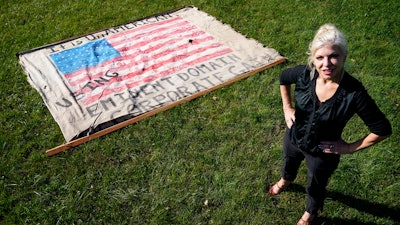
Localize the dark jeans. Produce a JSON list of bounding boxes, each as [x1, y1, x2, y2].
[[281, 129, 340, 215]]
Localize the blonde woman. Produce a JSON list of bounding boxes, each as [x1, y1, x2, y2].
[[269, 24, 392, 225]]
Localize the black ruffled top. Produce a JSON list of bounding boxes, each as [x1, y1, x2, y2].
[[280, 65, 392, 153]]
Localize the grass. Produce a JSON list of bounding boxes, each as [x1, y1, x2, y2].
[[1, 0, 399, 224]]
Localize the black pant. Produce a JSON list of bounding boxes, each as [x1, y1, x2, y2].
[[281, 129, 340, 215]]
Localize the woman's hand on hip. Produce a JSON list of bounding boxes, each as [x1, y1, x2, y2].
[[284, 107, 295, 129], [319, 139, 352, 154]]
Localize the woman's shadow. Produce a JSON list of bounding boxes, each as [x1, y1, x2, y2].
[[288, 183, 400, 225]]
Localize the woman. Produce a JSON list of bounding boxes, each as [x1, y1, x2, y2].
[[269, 24, 392, 225]]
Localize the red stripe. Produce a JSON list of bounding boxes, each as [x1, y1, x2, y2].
[[74, 41, 228, 96], [64, 21, 198, 80], [109, 21, 194, 47], [112, 25, 202, 54], [106, 16, 183, 42], [68, 33, 213, 86], [81, 48, 233, 105]]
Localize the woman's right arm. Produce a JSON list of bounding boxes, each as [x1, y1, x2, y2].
[[279, 65, 305, 129], [280, 84, 295, 129]]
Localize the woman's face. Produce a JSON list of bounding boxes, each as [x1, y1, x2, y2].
[[313, 44, 346, 81]]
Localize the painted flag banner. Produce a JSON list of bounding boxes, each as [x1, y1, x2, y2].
[[18, 6, 285, 154]]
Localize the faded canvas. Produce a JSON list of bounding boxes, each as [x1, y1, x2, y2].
[[18, 6, 285, 142]]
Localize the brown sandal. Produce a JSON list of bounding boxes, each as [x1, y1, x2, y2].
[[297, 218, 310, 225], [297, 214, 316, 225], [268, 182, 284, 195]]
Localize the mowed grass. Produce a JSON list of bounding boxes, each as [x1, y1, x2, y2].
[[1, 0, 399, 224]]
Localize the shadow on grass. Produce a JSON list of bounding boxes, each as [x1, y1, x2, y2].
[[326, 190, 400, 224], [283, 184, 400, 225], [282, 216, 379, 225]]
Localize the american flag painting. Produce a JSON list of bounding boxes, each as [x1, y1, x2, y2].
[[50, 16, 233, 105], [18, 6, 285, 154]]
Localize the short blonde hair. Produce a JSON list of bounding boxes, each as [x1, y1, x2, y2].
[[307, 24, 348, 68]]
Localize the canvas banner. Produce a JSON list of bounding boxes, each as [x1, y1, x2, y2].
[[18, 6, 285, 143]]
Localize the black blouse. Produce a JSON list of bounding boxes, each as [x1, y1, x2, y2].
[[280, 65, 392, 153]]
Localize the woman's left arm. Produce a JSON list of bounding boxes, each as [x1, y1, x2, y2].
[[321, 133, 390, 154], [321, 78, 392, 155]]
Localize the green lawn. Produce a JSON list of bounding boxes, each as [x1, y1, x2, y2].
[[1, 0, 399, 224]]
